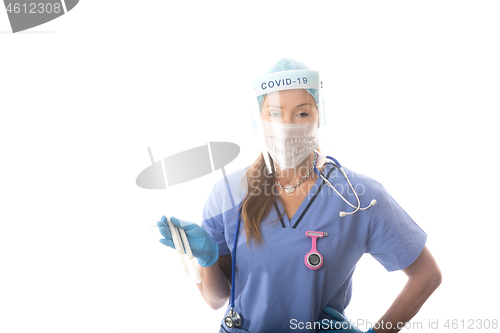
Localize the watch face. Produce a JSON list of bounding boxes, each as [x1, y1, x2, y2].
[[308, 253, 321, 266]]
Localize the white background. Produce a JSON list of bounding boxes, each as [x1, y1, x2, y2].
[[1, 1, 499, 332]]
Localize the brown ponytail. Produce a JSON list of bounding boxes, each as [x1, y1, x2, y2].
[[240, 153, 282, 246]]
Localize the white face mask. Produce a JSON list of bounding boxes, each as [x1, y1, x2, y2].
[[261, 120, 318, 169]]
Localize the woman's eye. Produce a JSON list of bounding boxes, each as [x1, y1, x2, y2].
[[297, 112, 309, 117], [269, 111, 281, 118]]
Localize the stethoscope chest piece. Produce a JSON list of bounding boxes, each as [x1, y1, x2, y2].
[[305, 231, 327, 270], [225, 308, 242, 329]]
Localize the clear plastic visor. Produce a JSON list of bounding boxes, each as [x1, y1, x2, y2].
[[254, 70, 321, 173]]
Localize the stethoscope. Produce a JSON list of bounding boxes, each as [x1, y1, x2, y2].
[[223, 152, 377, 329], [313, 151, 377, 217]]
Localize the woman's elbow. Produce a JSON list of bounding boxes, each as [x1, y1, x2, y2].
[[431, 265, 443, 290], [420, 262, 442, 293], [207, 295, 230, 310]]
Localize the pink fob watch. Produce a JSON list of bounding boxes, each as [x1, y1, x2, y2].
[[305, 231, 328, 270]]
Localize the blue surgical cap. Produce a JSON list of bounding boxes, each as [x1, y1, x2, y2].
[[268, 57, 311, 72], [257, 58, 324, 125]]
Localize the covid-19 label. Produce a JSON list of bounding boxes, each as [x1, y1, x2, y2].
[[3, 0, 79, 33], [253, 70, 320, 96]]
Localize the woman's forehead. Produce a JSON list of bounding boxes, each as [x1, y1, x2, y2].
[[264, 89, 315, 107]]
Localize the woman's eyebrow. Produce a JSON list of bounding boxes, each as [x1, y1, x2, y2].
[[295, 103, 313, 108], [266, 104, 282, 109]]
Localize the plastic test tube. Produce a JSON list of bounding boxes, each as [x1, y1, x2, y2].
[[167, 217, 189, 276], [178, 228, 202, 284]]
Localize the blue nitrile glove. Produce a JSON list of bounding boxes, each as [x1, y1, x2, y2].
[[157, 216, 219, 267], [319, 307, 375, 333]]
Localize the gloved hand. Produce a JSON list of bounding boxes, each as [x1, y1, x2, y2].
[[157, 216, 219, 267], [320, 307, 375, 333]]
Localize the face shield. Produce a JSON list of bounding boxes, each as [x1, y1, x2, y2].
[[253, 69, 322, 173]]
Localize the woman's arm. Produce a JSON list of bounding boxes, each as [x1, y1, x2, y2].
[[196, 254, 232, 310], [372, 245, 442, 333]]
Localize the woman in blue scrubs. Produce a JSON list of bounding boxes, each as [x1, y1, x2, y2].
[[157, 58, 442, 333]]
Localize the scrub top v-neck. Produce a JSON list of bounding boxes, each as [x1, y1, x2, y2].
[[273, 166, 335, 229], [202, 164, 427, 333]]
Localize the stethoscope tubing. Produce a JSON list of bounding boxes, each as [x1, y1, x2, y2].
[[314, 155, 360, 210], [229, 209, 241, 310]]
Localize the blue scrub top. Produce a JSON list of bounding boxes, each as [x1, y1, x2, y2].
[[202, 163, 427, 333]]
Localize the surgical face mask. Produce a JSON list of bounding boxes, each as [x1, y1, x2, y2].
[[261, 120, 318, 169]]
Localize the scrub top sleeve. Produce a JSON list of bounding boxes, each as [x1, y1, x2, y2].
[[366, 183, 427, 271], [201, 183, 231, 256]]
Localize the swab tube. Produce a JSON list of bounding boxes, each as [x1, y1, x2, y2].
[[167, 217, 189, 276], [178, 228, 202, 284]]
